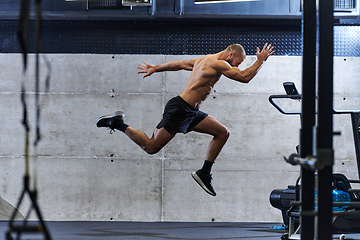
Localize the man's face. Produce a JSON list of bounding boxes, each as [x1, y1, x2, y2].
[[227, 53, 245, 67]]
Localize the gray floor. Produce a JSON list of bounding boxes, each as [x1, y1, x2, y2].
[[1, 221, 287, 240], [2, 221, 360, 240]]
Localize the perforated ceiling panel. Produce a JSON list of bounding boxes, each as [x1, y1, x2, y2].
[[0, 19, 359, 56]]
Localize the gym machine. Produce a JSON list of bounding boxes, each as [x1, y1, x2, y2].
[[269, 82, 360, 240], [268, 0, 360, 238]]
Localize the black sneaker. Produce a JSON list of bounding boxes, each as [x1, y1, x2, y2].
[[191, 169, 216, 196], [96, 111, 125, 132]]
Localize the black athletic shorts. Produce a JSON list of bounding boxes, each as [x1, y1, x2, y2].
[[156, 96, 208, 134]]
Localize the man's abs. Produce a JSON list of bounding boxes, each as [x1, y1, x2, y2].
[[180, 85, 212, 109], [180, 77, 220, 109]]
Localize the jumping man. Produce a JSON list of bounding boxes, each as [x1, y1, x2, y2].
[[97, 43, 274, 196]]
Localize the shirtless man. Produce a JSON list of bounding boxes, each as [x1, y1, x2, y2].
[[97, 43, 274, 196]]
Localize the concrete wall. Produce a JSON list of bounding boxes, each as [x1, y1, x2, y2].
[[0, 54, 359, 222]]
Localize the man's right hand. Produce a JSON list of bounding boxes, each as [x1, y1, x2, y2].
[[256, 43, 275, 62], [138, 60, 155, 78]]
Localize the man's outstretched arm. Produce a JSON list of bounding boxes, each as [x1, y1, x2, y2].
[[216, 43, 274, 83], [138, 59, 198, 78]]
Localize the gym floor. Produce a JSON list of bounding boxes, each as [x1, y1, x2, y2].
[[1, 221, 285, 239], [2, 221, 360, 240]]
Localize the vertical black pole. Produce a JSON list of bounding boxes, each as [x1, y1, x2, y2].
[[317, 0, 334, 239], [300, 0, 317, 238]]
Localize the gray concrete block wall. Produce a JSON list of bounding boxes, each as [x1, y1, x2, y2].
[[0, 54, 359, 222]]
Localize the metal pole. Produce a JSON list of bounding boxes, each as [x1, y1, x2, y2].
[[300, 0, 317, 238], [316, 0, 334, 238]]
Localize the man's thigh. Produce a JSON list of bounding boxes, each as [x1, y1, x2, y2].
[[150, 127, 176, 150], [190, 115, 228, 136]]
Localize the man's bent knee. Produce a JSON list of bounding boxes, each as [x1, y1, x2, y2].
[[145, 148, 161, 155], [143, 144, 162, 155], [224, 128, 230, 140], [219, 127, 230, 143]]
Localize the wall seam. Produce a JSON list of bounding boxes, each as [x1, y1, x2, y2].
[[160, 55, 166, 221]]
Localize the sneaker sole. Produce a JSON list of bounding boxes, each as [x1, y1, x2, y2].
[[96, 111, 124, 126], [191, 172, 216, 196]]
